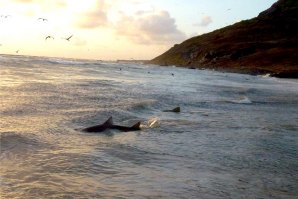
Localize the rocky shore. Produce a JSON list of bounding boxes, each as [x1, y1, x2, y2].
[[149, 0, 298, 78]]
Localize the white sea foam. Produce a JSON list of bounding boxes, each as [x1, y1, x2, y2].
[[47, 58, 86, 65], [230, 96, 252, 104], [141, 117, 160, 129], [262, 73, 271, 78]]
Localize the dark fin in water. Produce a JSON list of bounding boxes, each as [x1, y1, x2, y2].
[[82, 116, 113, 133], [103, 116, 113, 126], [82, 117, 141, 133], [163, 106, 180, 113], [109, 121, 141, 132], [131, 121, 141, 130], [171, 107, 180, 112]]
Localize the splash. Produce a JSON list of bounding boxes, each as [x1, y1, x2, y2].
[[141, 117, 161, 129]]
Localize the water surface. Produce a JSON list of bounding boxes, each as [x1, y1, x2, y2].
[[1, 54, 297, 198]]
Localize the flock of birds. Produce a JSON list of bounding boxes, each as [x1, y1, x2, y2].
[[0, 15, 73, 53], [38, 17, 73, 41], [45, 34, 73, 41], [1, 15, 177, 76]]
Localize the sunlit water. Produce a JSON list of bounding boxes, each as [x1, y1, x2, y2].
[[1, 54, 297, 199]]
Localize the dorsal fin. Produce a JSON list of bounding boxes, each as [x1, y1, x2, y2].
[[131, 121, 141, 130], [103, 116, 113, 126], [163, 106, 181, 113], [171, 107, 180, 112]]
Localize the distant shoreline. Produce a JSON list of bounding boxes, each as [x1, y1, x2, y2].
[[117, 60, 149, 64], [146, 62, 298, 79], [2, 53, 296, 78]]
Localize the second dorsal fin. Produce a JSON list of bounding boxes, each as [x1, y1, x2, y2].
[[131, 121, 141, 130]]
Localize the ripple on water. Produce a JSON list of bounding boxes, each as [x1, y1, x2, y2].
[[0, 132, 43, 161], [1, 55, 298, 198]]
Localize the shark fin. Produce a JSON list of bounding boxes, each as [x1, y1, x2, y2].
[[171, 107, 180, 112], [131, 121, 141, 130], [163, 106, 180, 113], [103, 116, 113, 126]]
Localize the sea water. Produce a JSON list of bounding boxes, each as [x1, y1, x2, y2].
[[1, 54, 297, 198]]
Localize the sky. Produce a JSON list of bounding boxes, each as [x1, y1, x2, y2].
[[0, 0, 277, 60]]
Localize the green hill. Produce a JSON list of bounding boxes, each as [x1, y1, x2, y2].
[[149, 0, 298, 77]]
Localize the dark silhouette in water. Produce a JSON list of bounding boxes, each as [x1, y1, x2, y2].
[[82, 117, 141, 133], [163, 107, 180, 113]]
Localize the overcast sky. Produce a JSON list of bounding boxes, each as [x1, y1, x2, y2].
[[0, 0, 277, 60]]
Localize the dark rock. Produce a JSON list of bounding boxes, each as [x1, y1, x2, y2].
[[271, 71, 298, 78]]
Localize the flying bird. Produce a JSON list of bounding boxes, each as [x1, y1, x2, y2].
[[63, 35, 73, 41], [1, 15, 11, 18], [38, 17, 48, 22], [45, 36, 54, 40]]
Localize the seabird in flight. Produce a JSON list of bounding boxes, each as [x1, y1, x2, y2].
[[64, 35, 73, 41], [45, 36, 54, 40], [38, 18, 48, 22], [1, 15, 11, 18]]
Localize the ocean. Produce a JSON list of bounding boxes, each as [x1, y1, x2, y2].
[[1, 54, 297, 198]]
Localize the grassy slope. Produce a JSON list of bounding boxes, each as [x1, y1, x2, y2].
[[149, 0, 298, 75]]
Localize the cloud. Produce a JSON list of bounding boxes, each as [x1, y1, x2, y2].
[[194, 16, 213, 27], [73, 38, 87, 46], [76, 10, 107, 29], [13, 0, 66, 6], [10, 0, 67, 12], [13, 0, 34, 2], [55, 0, 67, 8], [76, 0, 108, 29], [115, 10, 186, 45]]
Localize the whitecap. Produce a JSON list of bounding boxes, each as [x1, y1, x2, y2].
[[230, 96, 252, 104], [47, 58, 86, 65], [262, 73, 271, 78], [141, 117, 161, 129]]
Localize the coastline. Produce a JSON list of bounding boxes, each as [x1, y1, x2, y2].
[[148, 0, 298, 79], [146, 62, 298, 79]]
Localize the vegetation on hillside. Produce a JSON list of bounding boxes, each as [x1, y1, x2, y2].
[[149, 0, 298, 77]]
